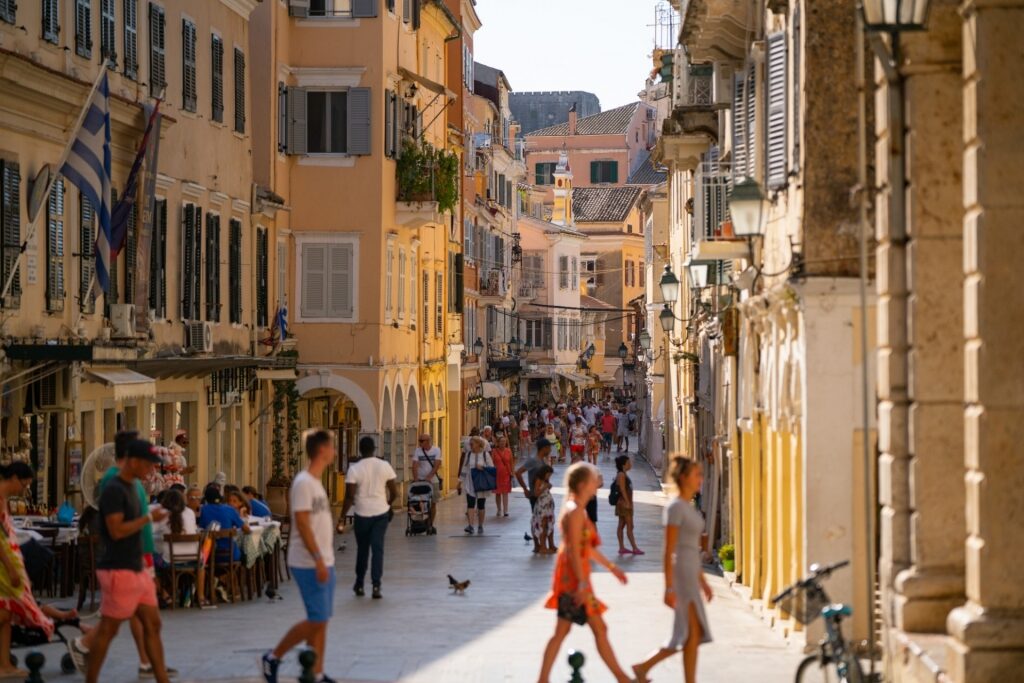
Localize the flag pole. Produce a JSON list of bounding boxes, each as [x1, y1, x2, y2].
[[0, 65, 111, 303]]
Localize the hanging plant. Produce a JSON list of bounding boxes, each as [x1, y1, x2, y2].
[[269, 381, 289, 486], [395, 137, 459, 214]]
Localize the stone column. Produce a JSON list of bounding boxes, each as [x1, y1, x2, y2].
[[947, 0, 1024, 678]]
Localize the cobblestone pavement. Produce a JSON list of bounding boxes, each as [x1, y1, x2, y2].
[[38, 438, 804, 682]]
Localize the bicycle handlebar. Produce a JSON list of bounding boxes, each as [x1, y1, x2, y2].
[[770, 559, 851, 604]]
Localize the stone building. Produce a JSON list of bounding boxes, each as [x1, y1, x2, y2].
[[509, 90, 600, 135]]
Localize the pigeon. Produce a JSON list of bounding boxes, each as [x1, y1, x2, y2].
[[524, 532, 533, 543], [447, 574, 471, 594]]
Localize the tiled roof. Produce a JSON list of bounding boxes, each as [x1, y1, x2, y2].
[[572, 186, 643, 223], [527, 103, 640, 137], [627, 151, 668, 186], [580, 295, 618, 311]]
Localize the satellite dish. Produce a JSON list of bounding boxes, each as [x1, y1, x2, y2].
[[81, 443, 117, 508], [27, 164, 52, 225]]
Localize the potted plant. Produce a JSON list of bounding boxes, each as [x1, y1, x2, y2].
[[718, 544, 735, 572], [266, 357, 301, 514]]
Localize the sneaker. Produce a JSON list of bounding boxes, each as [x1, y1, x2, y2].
[[261, 652, 280, 683], [353, 584, 365, 597], [318, 676, 338, 683], [139, 664, 179, 679], [477, 526, 483, 535], [70, 637, 89, 674], [372, 585, 382, 600], [464, 525, 474, 535]]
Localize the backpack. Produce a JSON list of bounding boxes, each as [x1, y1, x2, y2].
[[608, 480, 621, 506]]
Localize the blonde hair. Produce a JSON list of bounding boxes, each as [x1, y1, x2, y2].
[[469, 436, 488, 451], [666, 456, 700, 494], [564, 462, 598, 493]]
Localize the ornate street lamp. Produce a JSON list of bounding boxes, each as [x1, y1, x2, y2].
[[617, 342, 628, 360], [860, 0, 931, 32], [473, 337, 484, 356], [659, 264, 680, 304], [659, 305, 675, 333], [509, 336, 522, 356], [638, 330, 652, 351], [729, 177, 767, 237], [688, 262, 710, 289]]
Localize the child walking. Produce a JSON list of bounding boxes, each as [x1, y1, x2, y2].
[[531, 466, 556, 555], [613, 455, 643, 556]]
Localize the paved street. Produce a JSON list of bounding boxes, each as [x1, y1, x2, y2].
[[48, 441, 802, 682]]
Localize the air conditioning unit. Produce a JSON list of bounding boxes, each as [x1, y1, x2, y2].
[[109, 304, 136, 339], [35, 369, 72, 412], [184, 321, 213, 353]]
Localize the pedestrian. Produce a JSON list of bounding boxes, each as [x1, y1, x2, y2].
[[86, 438, 172, 683], [491, 434, 514, 517], [601, 408, 616, 454], [616, 407, 631, 453], [162, 429, 195, 490], [537, 463, 631, 683], [519, 412, 532, 458], [569, 420, 587, 464], [530, 465, 556, 555], [544, 424, 562, 463], [457, 436, 494, 535], [613, 456, 643, 556], [340, 436, 398, 600], [514, 438, 550, 552], [411, 433, 442, 532], [631, 457, 713, 683], [263, 430, 338, 683]]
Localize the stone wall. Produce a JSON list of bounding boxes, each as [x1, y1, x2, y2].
[[510, 91, 601, 134]]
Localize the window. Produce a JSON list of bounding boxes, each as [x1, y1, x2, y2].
[[0, 0, 15, 24], [299, 241, 355, 320], [535, 162, 556, 186], [765, 31, 788, 190], [463, 300, 475, 349], [524, 253, 543, 288], [451, 252, 463, 313], [624, 259, 633, 287], [148, 3, 166, 97], [180, 204, 202, 320], [384, 240, 394, 317], [100, 0, 116, 64], [256, 227, 268, 326], [123, 195, 137, 301], [558, 255, 568, 289], [205, 213, 220, 322], [75, 0, 92, 58], [233, 47, 245, 133], [46, 177, 65, 312], [384, 89, 399, 158], [282, 87, 371, 156], [410, 250, 417, 326], [42, 0, 59, 44], [435, 272, 442, 336], [181, 19, 197, 112], [402, 0, 420, 27], [639, 260, 645, 288], [211, 34, 224, 122], [123, 0, 138, 80], [79, 193, 96, 313], [422, 271, 429, 331], [397, 247, 406, 319], [733, 64, 757, 180], [229, 219, 241, 323], [148, 199, 166, 318], [571, 256, 577, 290], [590, 160, 618, 184], [275, 240, 286, 309], [463, 218, 473, 262]]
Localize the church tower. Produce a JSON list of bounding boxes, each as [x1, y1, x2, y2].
[[550, 149, 574, 227]]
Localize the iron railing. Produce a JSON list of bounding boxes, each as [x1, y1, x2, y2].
[[693, 160, 733, 243]]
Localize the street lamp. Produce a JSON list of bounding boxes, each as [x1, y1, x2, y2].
[[659, 305, 675, 333], [617, 342, 628, 360], [509, 336, 522, 356], [638, 330, 652, 351], [688, 262, 710, 289], [860, 0, 931, 31], [659, 264, 680, 304], [473, 337, 484, 356], [729, 177, 767, 237]]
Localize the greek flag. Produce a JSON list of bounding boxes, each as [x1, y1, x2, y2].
[[275, 304, 289, 341], [60, 72, 112, 292]]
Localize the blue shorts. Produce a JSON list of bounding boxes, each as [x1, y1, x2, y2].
[[291, 566, 336, 623], [602, 432, 613, 446]]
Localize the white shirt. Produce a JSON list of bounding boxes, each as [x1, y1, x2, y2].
[[412, 446, 441, 480], [151, 505, 198, 560], [287, 471, 336, 568], [346, 456, 397, 518], [540, 408, 550, 424]]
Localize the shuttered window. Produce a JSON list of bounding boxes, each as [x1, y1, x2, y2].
[[79, 193, 95, 313], [497, 174, 506, 207], [275, 240, 286, 310], [228, 219, 241, 324], [148, 198, 166, 318], [352, 0, 378, 17], [454, 253, 463, 314], [106, 189, 119, 312], [409, 250, 417, 326], [384, 88, 399, 158], [434, 272, 442, 336], [558, 255, 568, 289], [233, 47, 245, 133], [0, 161, 21, 307], [590, 160, 618, 184], [123, 0, 138, 79], [255, 227, 268, 327], [181, 19, 197, 112], [205, 213, 220, 322], [148, 3, 165, 97], [100, 0, 116, 65], [124, 199, 137, 301], [384, 240, 393, 317], [46, 177, 65, 312], [0, 0, 15, 24], [732, 73, 748, 180], [75, 0, 92, 58], [42, 0, 59, 44], [791, 8, 801, 173], [535, 162, 556, 186], [211, 34, 224, 122], [765, 31, 788, 191], [180, 203, 202, 321], [421, 271, 429, 330], [300, 241, 354, 320], [403, 0, 420, 27], [283, 87, 371, 156], [397, 247, 406, 319]]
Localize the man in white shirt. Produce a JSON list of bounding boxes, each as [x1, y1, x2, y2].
[[263, 430, 337, 683], [340, 437, 398, 600], [411, 433, 441, 532]]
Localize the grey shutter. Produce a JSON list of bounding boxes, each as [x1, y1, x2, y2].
[[125, 201, 137, 300], [352, 0, 378, 17], [124, 0, 138, 79], [347, 87, 371, 155], [609, 160, 618, 183], [47, 178, 65, 312], [233, 48, 246, 133], [329, 244, 353, 317], [211, 35, 224, 122], [791, 7, 801, 172], [384, 89, 394, 158], [149, 3, 165, 97], [80, 193, 95, 313], [289, 0, 310, 17], [181, 204, 195, 319], [193, 206, 202, 319], [0, 161, 20, 305], [75, 0, 92, 58], [745, 64, 756, 178], [149, 199, 166, 317], [301, 244, 326, 318], [286, 87, 308, 155], [42, 0, 60, 44], [255, 227, 268, 326], [0, 0, 15, 24], [101, 0, 117, 64], [205, 213, 219, 321], [107, 188, 119, 310], [182, 20, 197, 112], [732, 73, 747, 180], [765, 31, 787, 190], [412, 0, 421, 29], [229, 219, 241, 323]]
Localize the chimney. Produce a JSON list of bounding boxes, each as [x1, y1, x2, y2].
[[568, 102, 578, 135]]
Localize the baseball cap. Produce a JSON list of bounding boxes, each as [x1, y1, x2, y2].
[[125, 439, 163, 463]]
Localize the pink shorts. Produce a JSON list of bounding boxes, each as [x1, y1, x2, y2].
[[98, 569, 158, 620]]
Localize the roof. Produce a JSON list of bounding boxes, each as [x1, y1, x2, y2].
[[572, 186, 644, 223], [527, 102, 640, 137], [627, 151, 668, 186], [473, 62, 511, 92], [580, 295, 618, 311]]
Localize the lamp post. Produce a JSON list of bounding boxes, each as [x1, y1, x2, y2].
[[473, 337, 484, 357], [509, 336, 522, 357], [860, 0, 931, 31], [659, 264, 680, 304], [728, 177, 767, 239]]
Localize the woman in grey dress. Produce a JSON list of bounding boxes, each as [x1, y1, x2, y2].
[[632, 457, 713, 683]]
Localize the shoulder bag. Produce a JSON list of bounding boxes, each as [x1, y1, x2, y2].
[[469, 453, 498, 493]]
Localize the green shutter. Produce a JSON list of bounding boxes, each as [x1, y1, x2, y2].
[[590, 161, 598, 183], [610, 160, 618, 183]]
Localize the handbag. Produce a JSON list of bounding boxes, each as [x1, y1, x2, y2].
[[471, 466, 497, 492], [557, 593, 589, 626]]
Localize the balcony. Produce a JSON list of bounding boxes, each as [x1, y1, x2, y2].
[[690, 161, 749, 261], [478, 269, 508, 299], [395, 201, 443, 228], [678, 0, 754, 63], [654, 61, 718, 170], [395, 139, 458, 226]]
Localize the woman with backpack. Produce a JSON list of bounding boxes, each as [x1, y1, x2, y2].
[[611, 456, 643, 556]]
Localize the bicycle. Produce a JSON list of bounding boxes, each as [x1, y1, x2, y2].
[[772, 560, 873, 683]]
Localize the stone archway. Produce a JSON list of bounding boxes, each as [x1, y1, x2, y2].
[[295, 373, 378, 433]]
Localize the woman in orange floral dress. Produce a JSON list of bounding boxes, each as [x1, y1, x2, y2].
[[537, 462, 633, 683]]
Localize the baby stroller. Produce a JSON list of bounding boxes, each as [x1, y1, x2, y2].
[[406, 482, 436, 536], [10, 617, 82, 675]]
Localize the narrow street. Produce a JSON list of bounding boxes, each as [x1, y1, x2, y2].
[[71, 440, 803, 683]]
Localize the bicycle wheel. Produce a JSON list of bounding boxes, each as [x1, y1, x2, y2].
[[795, 653, 864, 683]]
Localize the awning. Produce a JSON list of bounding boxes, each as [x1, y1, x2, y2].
[[256, 368, 298, 381], [557, 371, 594, 388], [85, 368, 156, 401], [481, 381, 508, 398]]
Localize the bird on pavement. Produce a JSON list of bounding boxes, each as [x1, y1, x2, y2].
[[524, 532, 533, 543], [447, 574, 471, 594]]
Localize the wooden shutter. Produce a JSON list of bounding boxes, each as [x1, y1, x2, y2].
[[205, 213, 219, 321], [0, 0, 15, 24], [328, 244, 353, 318], [559, 255, 568, 288], [352, 0, 378, 17], [107, 189, 119, 311], [791, 6, 801, 172], [125, 201, 137, 301], [80, 194, 95, 313], [505, 180, 512, 209], [498, 174, 506, 207], [301, 244, 326, 318], [590, 161, 598, 183], [75, 0, 92, 58], [745, 64, 756, 178], [181, 204, 195, 319], [209, 35, 224, 123], [233, 48, 246, 133], [595, 257, 604, 287], [149, 199, 166, 317], [454, 253, 464, 314], [47, 178, 65, 312], [610, 161, 619, 183], [124, 0, 138, 79], [384, 89, 394, 158], [766, 31, 787, 190], [229, 219, 241, 323], [256, 227, 268, 326], [732, 73, 747, 179], [286, 87, 308, 155], [149, 3, 165, 97], [288, 0, 310, 17], [101, 0, 116, 64], [411, 0, 421, 29], [0, 161, 21, 306], [535, 164, 544, 185], [42, 0, 60, 44], [347, 87, 371, 155], [182, 20, 197, 112]]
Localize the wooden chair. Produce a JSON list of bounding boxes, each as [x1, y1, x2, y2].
[[209, 530, 243, 604], [162, 533, 203, 610], [272, 515, 291, 581], [76, 534, 100, 611], [32, 528, 60, 597]]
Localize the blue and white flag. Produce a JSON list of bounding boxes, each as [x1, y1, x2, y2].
[[275, 304, 289, 341], [60, 72, 112, 292]]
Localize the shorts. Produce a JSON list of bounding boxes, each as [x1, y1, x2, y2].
[[292, 566, 337, 623], [602, 432, 613, 447], [97, 569, 158, 620], [465, 494, 487, 510], [615, 503, 634, 521], [570, 444, 585, 454]]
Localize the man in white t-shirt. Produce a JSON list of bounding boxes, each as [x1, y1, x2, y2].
[[411, 433, 441, 531], [340, 436, 398, 600], [263, 430, 337, 683]]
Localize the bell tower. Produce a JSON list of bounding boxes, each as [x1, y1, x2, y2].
[[550, 149, 574, 227]]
